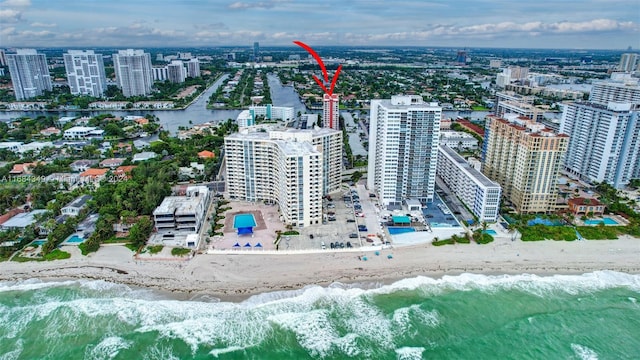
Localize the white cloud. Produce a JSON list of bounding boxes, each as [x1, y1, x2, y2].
[[30, 22, 57, 27], [1, 0, 31, 7], [0, 8, 22, 22]]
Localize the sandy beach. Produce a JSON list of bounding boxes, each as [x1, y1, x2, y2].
[[1, 235, 639, 301]]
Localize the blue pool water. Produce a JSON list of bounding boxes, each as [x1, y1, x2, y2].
[[65, 235, 85, 243], [388, 227, 415, 235], [31, 240, 46, 246], [483, 230, 498, 235], [234, 213, 257, 228], [585, 218, 619, 225]]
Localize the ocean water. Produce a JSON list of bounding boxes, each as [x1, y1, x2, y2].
[[1, 272, 639, 360]]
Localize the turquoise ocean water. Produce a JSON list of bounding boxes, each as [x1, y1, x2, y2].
[[1, 271, 639, 359]]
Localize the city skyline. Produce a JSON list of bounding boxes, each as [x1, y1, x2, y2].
[[0, 0, 638, 49]]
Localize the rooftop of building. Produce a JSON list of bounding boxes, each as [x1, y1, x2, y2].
[[1, 210, 48, 229], [64, 194, 92, 209], [439, 145, 500, 188]]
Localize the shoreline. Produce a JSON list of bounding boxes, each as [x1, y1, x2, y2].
[[1, 235, 639, 302]]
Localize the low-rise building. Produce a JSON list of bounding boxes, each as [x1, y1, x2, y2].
[[153, 186, 210, 232], [63, 126, 105, 140], [567, 197, 605, 216], [440, 131, 479, 150], [70, 159, 98, 172], [1, 210, 48, 231], [100, 158, 126, 169], [61, 195, 92, 217], [437, 145, 501, 222], [132, 151, 157, 162], [79, 168, 108, 184]]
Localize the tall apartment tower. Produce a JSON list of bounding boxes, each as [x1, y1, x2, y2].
[[560, 74, 640, 188], [0, 50, 7, 66], [367, 95, 441, 208], [482, 116, 568, 214], [112, 49, 153, 97], [6, 49, 52, 100], [63, 50, 107, 97], [322, 93, 340, 130], [224, 128, 342, 227], [253, 41, 260, 61], [167, 60, 186, 83], [186, 58, 200, 78], [618, 53, 639, 72]]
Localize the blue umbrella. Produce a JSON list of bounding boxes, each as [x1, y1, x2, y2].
[[387, 254, 393, 259], [244, 242, 252, 248], [233, 242, 240, 248], [375, 251, 380, 256], [362, 256, 368, 261], [255, 243, 263, 248]]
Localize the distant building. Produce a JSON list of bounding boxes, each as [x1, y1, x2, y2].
[[618, 53, 639, 72], [61, 195, 92, 217], [167, 60, 186, 83], [132, 151, 157, 162], [113, 49, 153, 97], [186, 58, 200, 78], [70, 160, 98, 172], [323, 94, 340, 130], [1, 210, 48, 231], [489, 59, 502, 68], [63, 50, 108, 97], [253, 42, 260, 61], [559, 73, 640, 189], [482, 116, 568, 214], [6, 49, 52, 100], [63, 126, 104, 140], [440, 131, 479, 150], [495, 92, 543, 122], [152, 66, 168, 81], [236, 105, 295, 128], [367, 95, 441, 208], [153, 186, 210, 232], [437, 145, 501, 222]]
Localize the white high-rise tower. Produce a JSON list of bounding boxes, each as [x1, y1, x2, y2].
[[7, 49, 52, 100], [112, 49, 153, 97], [63, 50, 107, 97], [367, 95, 441, 208]]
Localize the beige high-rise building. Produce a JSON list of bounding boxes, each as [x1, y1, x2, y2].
[[482, 115, 568, 214]]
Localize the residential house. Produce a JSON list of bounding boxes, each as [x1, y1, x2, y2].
[[61, 195, 92, 217], [100, 158, 126, 169], [1, 210, 48, 231], [133, 140, 150, 150], [39, 127, 61, 137], [0, 209, 25, 227], [568, 197, 605, 216], [179, 162, 205, 179], [79, 168, 108, 184], [132, 151, 157, 162], [70, 159, 98, 172], [63, 126, 104, 140], [114, 143, 133, 155], [197, 150, 215, 159], [113, 165, 136, 180]]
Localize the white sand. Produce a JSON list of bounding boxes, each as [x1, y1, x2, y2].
[[1, 236, 639, 301]]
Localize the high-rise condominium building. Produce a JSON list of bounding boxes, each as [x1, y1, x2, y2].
[[437, 145, 501, 222], [618, 53, 639, 72], [7, 49, 52, 100], [323, 94, 340, 130], [167, 61, 186, 84], [225, 128, 342, 227], [63, 50, 107, 97], [253, 42, 260, 61], [367, 95, 441, 208], [482, 116, 568, 214], [186, 58, 200, 78], [560, 73, 640, 189], [112, 49, 153, 97]]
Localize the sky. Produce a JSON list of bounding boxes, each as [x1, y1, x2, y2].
[[0, 0, 639, 49]]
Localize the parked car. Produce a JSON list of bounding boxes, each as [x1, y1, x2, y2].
[[359, 227, 368, 232], [327, 203, 336, 209], [346, 242, 352, 248], [369, 193, 376, 197], [347, 219, 356, 223], [309, 234, 314, 239], [321, 242, 326, 250], [349, 233, 358, 238]]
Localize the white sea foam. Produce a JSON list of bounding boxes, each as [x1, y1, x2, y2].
[[571, 343, 599, 360], [395, 346, 425, 360], [85, 336, 132, 360], [392, 304, 439, 336], [0, 279, 78, 293], [371, 271, 640, 298], [268, 310, 342, 358], [209, 345, 248, 358], [142, 344, 180, 360]]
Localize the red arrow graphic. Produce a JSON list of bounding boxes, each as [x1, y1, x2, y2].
[[294, 40, 341, 96]]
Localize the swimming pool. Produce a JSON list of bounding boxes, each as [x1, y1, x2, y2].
[[234, 213, 257, 228], [388, 227, 415, 235], [31, 240, 46, 246], [483, 230, 498, 235], [65, 235, 85, 244], [584, 218, 619, 225]]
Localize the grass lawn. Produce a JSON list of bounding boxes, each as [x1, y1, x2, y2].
[[519, 225, 577, 241], [12, 249, 71, 262], [576, 226, 620, 240]]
